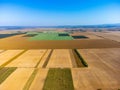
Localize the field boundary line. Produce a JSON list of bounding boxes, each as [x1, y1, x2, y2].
[[42, 49, 53, 68], [0, 50, 27, 67], [23, 68, 38, 90], [35, 50, 48, 68]]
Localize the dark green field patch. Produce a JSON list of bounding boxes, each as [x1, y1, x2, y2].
[[43, 68, 74, 90], [72, 35, 88, 39], [0, 67, 17, 84], [58, 33, 70, 36]]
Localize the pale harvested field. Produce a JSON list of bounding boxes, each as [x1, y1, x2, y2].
[[106, 31, 120, 36], [72, 48, 120, 90], [0, 68, 34, 90], [71, 32, 103, 39], [90, 31, 120, 42], [0, 50, 24, 66], [6, 49, 47, 68], [47, 49, 73, 68], [29, 69, 48, 90]]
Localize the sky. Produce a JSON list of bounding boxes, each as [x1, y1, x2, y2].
[[0, 0, 120, 26]]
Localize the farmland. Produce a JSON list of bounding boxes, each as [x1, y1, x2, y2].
[[0, 30, 120, 90], [28, 32, 73, 40], [0, 34, 120, 49], [43, 68, 74, 90]]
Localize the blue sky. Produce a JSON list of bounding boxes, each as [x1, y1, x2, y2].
[[0, 0, 120, 26]]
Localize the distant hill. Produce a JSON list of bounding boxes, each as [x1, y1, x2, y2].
[[0, 23, 120, 30]]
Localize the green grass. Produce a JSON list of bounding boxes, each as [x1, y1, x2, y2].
[[0, 67, 17, 84], [43, 68, 74, 90], [28, 32, 73, 40]]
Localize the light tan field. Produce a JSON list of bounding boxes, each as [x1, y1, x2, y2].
[[0, 68, 34, 90], [47, 49, 73, 68], [6, 49, 47, 68], [29, 69, 48, 90], [72, 48, 120, 90], [90, 31, 120, 42], [71, 32, 103, 39], [0, 50, 24, 66]]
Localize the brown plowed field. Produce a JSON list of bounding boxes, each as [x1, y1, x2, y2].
[[0, 34, 120, 49]]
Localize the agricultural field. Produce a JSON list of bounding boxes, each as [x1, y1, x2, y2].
[[43, 68, 74, 90], [6, 49, 47, 68], [0, 33, 120, 49], [89, 31, 120, 42], [72, 48, 120, 90], [46, 49, 73, 68], [28, 32, 73, 40], [0, 30, 120, 90]]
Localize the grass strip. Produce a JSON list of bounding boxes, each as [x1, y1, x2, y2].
[[43, 68, 74, 90], [23, 69, 38, 90], [71, 49, 84, 67], [0, 50, 27, 67], [42, 50, 53, 68], [0, 67, 17, 84], [74, 49, 88, 67]]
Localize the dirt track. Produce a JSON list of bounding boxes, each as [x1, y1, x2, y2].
[[0, 34, 120, 49]]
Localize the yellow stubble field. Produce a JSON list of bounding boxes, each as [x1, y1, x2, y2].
[[72, 48, 120, 90], [46, 49, 73, 68], [0, 68, 34, 90], [6, 49, 47, 68]]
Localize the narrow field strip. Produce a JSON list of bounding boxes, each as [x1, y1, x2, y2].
[[37, 50, 51, 68], [23, 69, 38, 90], [69, 49, 78, 68], [42, 50, 53, 68], [72, 49, 84, 67], [43, 68, 74, 90], [35, 50, 48, 68], [29, 69, 48, 90], [6, 49, 47, 68], [0, 50, 24, 67], [0, 67, 17, 84], [74, 49, 88, 67], [0, 68, 34, 90], [46, 49, 73, 68]]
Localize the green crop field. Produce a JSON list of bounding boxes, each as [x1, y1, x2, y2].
[[43, 68, 74, 90], [27, 32, 73, 40]]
